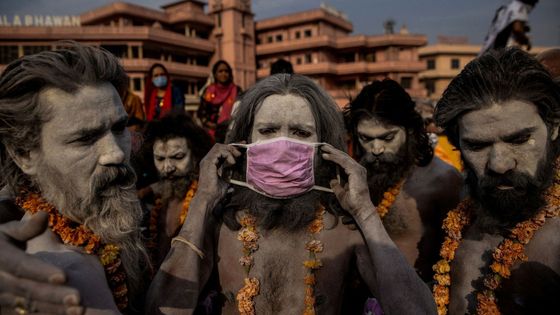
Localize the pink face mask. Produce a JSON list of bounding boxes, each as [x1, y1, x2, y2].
[[230, 137, 333, 199]]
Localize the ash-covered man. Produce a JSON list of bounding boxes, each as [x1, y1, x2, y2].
[[147, 74, 436, 314], [0, 43, 148, 314], [140, 114, 212, 266], [433, 48, 560, 314], [344, 79, 463, 281]]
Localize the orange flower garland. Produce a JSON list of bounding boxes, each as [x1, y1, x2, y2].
[[147, 180, 198, 256], [432, 170, 560, 315], [303, 206, 325, 315], [376, 180, 405, 218], [16, 191, 129, 311], [236, 214, 260, 315], [236, 206, 325, 315]]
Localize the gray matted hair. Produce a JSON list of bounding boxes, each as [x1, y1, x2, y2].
[[226, 74, 346, 151], [0, 41, 127, 190]]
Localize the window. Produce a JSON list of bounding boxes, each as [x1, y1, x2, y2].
[[304, 29, 312, 37], [400, 77, 412, 89], [276, 34, 283, 42], [131, 46, 139, 59], [217, 13, 222, 28], [295, 31, 301, 39], [305, 54, 312, 64], [427, 59, 435, 70], [133, 78, 142, 91], [451, 58, 460, 69], [0, 46, 19, 64], [365, 52, 376, 62], [425, 80, 435, 95], [23, 46, 50, 56], [267, 36, 273, 43], [296, 57, 302, 65]]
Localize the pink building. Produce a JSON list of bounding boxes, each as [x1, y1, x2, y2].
[[255, 5, 427, 106], [0, 1, 427, 107]]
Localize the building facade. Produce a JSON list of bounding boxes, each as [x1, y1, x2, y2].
[[419, 36, 552, 101], [255, 5, 427, 106], [0, 0, 258, 107]]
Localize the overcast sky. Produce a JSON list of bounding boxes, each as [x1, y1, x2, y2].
[[1, 0, 558, 46]]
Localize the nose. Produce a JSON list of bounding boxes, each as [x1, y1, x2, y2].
[[487, 143, 516, 175], [370, 140, 385, 156], [98, 133, 126, 166], [162, 160, 176, 176]]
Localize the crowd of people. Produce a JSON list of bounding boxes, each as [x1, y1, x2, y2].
[[0, 36, 559, 315]]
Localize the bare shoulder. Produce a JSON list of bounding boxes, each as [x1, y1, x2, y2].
[[321, 213, 364, 251], [409, 157, 463, 195]]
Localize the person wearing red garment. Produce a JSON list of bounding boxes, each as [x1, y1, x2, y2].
[[198, 60, 241, 137], [144, 63, 185, 121]]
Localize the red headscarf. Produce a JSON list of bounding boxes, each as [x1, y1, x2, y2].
[[203, 82, 238, 124], [144, 79, 173, 122]]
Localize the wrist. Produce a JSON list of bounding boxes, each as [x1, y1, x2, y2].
[[352, 202, 378, 223]]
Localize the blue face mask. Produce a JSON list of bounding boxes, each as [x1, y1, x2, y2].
[[152, 75, 168, 88]]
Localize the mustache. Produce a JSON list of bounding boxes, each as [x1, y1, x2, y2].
[[478, 171, 538, 194], [359, 152, 399, 167], [89, 164, 137, 197]]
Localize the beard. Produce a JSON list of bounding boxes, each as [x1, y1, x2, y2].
[[222, 187, 323, 232], [465, 148, 555, 228], [34, 160, 148, 294], [159, 173, 196, 202], [359, 143, 414, 205]]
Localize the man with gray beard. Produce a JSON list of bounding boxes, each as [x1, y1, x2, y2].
[[0, 42, 148, 314], [139, 114, 212, 267]]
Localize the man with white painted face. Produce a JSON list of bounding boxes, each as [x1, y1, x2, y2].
[[344, 80, 463, 282], [0, 42, 148, 314], [433, 48, 560, 314], [140, 114, 212, 266], [147, 74, 436, 314]]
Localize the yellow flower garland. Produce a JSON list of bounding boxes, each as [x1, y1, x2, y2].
[[432, 170, 560, 315], [236, 206, 325, 315], [16, 191, 129, 311]]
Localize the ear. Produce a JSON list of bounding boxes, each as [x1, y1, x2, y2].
[[551, 123, 560, 141], [6, 147, 40, 176]]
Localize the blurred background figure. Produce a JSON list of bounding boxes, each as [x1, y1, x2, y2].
[[481, 0, 538, 55], [120, 78, 146, 155], [197, 60, 241, 138], [270, 58, 294, 75], [416, 101, 462, 171], [144, 63, 185, 121], [121, 78, 146, 124]]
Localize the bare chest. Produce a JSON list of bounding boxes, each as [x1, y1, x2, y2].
[[161, 198, 183, 237], [449, 221, 560, 314], [216, 224, 356, 315]]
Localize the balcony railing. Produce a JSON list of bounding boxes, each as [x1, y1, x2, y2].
[[0, 26, 215, 53]]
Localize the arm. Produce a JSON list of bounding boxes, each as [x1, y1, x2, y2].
[[146, 144, 241, 314], [511, 20, 531, 50], [321, 145, 436, 315], [0, 212, 83, 315]]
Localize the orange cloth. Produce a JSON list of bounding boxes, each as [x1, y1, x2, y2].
[[435, 135, 463, 171], [122, 90, 145, 122]]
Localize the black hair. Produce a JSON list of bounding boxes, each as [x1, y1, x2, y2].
[[344, 79, 433, 166]]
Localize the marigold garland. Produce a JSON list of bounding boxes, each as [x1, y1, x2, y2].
[[146, 180, 198, 259], [16, 191, 129, 311], [236, 206, 325, 315], [376, 180, 405, 218], [432, 169, 560, 315]]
